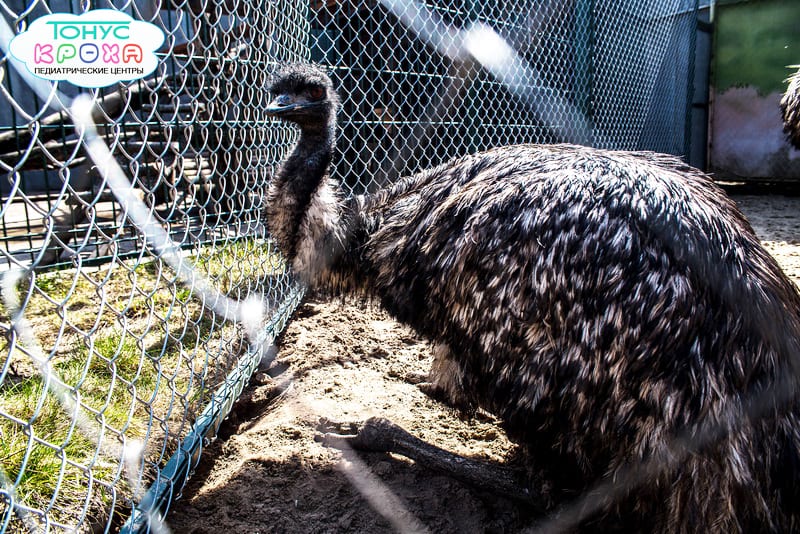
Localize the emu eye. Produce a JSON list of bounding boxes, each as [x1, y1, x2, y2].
[[308, 86, 325, 101]]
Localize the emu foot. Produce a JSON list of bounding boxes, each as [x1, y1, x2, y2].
[[403, 371, 442, 399], [403, 371, 465, 408], [405, 373, 445, 398], [403, 371, 441, 398], [403, 370, 429, 385], [316, 417, 545, 509]]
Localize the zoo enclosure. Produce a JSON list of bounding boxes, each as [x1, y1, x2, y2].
[[0, 1, 704, 532]]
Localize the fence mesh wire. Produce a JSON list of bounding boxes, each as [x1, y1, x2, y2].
[[312, 0, 698, 195], [0, 0, 699, 531]]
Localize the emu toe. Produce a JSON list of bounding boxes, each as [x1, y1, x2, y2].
[[402, 371, 458, 406], [316, 417, 399, 452], [403, 370, 428, 385]]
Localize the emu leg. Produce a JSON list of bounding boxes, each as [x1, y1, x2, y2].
[[316, 417, 547, 510]]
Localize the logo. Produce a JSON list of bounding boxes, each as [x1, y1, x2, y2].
[[9, 10, 164, 88]]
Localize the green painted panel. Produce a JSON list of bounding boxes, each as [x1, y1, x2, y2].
[[714, 0, 800, 95]]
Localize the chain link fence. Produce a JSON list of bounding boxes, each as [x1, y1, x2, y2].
[[312, 0, 700, 195], [0, 0, 700, 531]]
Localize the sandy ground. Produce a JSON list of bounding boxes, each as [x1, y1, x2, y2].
[[167, 191, 800, 534]]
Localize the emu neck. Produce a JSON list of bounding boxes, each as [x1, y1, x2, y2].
[[278, 127, 335, 200], [268, 121, 344, 281]]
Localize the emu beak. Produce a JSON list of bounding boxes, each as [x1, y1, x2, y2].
[[266, 94, 295, 117], [266, 94, 326, 117]]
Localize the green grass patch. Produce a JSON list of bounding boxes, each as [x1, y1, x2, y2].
[[0, 238, 289, 531]]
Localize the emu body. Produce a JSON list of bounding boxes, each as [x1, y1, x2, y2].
[[781, 67, 800, 149], [267, 64, 800, 532]]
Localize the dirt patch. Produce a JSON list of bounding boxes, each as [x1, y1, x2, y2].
[[732, 194, 800, 280], [167, 193, 800, 533], [167, 301, 525, 533]]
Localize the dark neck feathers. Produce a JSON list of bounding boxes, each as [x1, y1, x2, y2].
[[279, 126, 335, 209], [267, 120, 347, 284]]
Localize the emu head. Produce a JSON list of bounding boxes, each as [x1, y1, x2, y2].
[[266, 64, 339, 130]]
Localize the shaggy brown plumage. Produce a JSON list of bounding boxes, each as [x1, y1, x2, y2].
[[266, 63, 800, 532], [781, 67, 800, 149]]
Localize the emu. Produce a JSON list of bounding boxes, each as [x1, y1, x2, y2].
[[781, 67, 800, 149], [265, 63, 800, 532]]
